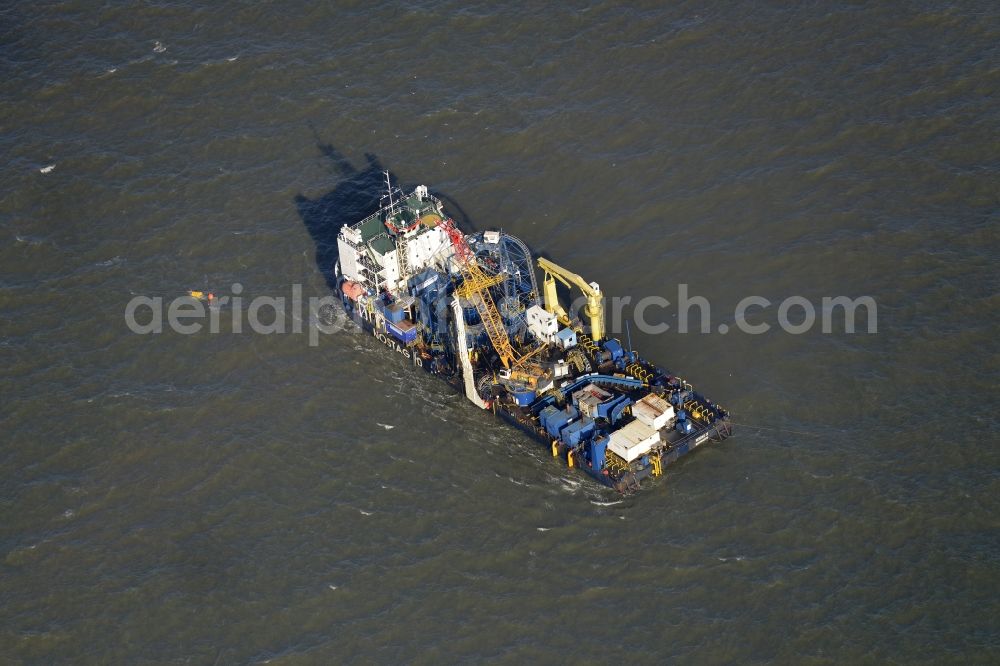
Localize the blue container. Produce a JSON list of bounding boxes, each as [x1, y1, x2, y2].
[[561, 418, 595, 446], [555, 328, 577, 348], [386, 320, 417, 344], [542, 406, 578, 439], [512, 390, 536, 407], [539, 406, 560, 435], [587, 436, 608, 470]]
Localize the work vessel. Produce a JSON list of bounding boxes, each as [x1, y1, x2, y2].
[[334, 174, 732, 493]]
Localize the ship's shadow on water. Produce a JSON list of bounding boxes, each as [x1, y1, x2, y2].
[[294, 145, 384, 289], [294, 140, 474, 289]]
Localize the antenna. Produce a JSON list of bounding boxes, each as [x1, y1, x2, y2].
[[625, 319, 633, 357], [383, 170, 399, 219]]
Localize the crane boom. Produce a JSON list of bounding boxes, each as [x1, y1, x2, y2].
[[441, 218, 538, 369], [537, 256, 605, 342]]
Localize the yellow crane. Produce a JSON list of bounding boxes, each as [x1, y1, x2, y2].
[[442, 217, 543, 371], [537, 257, 605, 342]]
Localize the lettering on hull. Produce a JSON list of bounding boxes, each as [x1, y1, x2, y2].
[[369, 323, 422, 367]]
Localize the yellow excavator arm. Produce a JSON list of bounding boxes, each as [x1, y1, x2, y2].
[[537, 257, 605, 342]]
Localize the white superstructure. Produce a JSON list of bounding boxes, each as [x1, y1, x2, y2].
[[336, 180, 455, 297]]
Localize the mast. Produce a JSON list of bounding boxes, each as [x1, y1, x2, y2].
[[383, 170, 399, 220]]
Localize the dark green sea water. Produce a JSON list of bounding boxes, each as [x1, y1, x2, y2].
[[2, 2, 998, 663]]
